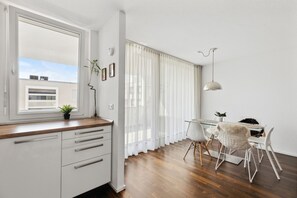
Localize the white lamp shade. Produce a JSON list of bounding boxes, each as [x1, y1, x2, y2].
[[203, 81, 222, 91]]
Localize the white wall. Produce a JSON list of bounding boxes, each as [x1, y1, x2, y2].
[[201, 45, 297, 157], [98, 11, 126, 192]]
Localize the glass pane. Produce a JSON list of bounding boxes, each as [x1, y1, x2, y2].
[[18, 17, 79, 112]]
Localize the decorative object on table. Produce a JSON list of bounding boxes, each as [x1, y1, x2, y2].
[[84, 59, 102, 117], [197, 48, 222, 91], [59, 104, 76, 120], [239, 118, 264, 137], [215, 111, 226, 122], [101, 68, 107, 81], [109, 63, 115, 77]]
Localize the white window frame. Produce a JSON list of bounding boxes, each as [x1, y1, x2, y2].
[[8, 6, 89, 121]]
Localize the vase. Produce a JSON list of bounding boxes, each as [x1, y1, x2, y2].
[[64, 113, 70, 120]]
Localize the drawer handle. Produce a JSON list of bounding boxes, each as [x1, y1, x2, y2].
[[75, 136, 104, 143], [75, 129, 104, 135], [74, 159, 103, 169], [14, 135, 58, 144], [75, 144, 104, 152]]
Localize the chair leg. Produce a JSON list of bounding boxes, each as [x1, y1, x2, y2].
[[193, 142, 196, 155], [256, 147, 260, 163], [203, 142, 212, 158], [217, 141, 222, 154], [198, 143, 203, 166], [269, 145, 283, 171], [206, 134, 214, 147], [244, 150, 248, 168], [247, 148, 258, 183], [258, 144, 264, 163], [265, 146, 280, 180], [215, 144, 225, 170], [248, 149, 251, 162], [183, 142, 193, 160]]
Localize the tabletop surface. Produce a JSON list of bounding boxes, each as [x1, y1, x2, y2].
[[185, 119, 264, 130]]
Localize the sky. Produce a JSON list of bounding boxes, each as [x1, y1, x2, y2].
[[19, 57, 78, 83]]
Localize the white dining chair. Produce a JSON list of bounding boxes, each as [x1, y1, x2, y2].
[[183, 120, 212, 166], [205, 126, 219, 146], [248, 126, 283, 180], [215, 123, 258, 183]]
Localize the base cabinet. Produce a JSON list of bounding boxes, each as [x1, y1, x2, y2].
[[0, 125, 112, 198], [61, 126, 112, 198], [0, 133, 61, 198]]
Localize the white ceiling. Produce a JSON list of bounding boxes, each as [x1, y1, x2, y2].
[[5, 0, 297, 65]]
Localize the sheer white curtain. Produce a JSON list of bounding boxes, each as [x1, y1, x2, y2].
[[125, 43, 159, 158], [125, 42, 198, 157], [159, 54, 195, 145]]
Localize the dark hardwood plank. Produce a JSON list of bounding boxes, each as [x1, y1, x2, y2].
[[78, 140, 297, 198]]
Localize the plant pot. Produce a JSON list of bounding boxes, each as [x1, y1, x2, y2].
[[217, 117, 224, 122], [64, 113, 70, 120]]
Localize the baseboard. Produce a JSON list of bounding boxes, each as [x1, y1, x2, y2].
[[274, 150, 297, 158], [254, 145, 297, 157], [108, 183, 126, 193]]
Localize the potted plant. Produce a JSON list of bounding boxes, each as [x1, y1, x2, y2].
[[84, 59, 101, 117], [59, 105, 76, 120], [215, 111, 226, 122]]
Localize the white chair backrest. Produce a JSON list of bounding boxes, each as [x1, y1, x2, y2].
[[186, 121, 207, 142], [264, 126, 274, 146], [217, 122, 251, 150]]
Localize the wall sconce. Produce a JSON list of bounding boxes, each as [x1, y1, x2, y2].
[[108, 48, 114, 56]]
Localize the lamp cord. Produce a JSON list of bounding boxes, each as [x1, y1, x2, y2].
[[197, 48, 212, 57], [212, 49, 215, 82], [197, 48, 217, 82]]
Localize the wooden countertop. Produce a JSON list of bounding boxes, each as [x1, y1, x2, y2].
[[0, 118, 113, 139]]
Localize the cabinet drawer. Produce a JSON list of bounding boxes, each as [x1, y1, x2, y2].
[[62, 126, 111, 140], [62, 139, 111, 166], [62, 154, 111, 198], [62, 132, 111, 149]]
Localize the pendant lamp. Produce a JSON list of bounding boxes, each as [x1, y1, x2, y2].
[[198, 48, 222, 91]]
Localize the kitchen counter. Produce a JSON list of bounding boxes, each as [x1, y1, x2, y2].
[[0, 118, 113, 139]]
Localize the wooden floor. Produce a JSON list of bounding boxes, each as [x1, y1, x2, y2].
[[77, 140, 297, 198]]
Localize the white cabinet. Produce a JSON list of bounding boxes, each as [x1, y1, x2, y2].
[[0, 133, 61, 198], [61, 126, 112, 198], [0, 125, 112, 198]]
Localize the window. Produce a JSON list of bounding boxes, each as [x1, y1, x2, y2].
[[9, 6, 88, 120]]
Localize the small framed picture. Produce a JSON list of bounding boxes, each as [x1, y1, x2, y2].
[[101, 68, 107, 81], [109, 63, 115, 77]]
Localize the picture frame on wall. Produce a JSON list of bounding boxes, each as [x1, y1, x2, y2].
[[102, 68, 107, 81], [109, 63, 115, 77]]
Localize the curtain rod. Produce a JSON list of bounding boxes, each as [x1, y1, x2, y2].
[[126, 39, 201, 66]]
